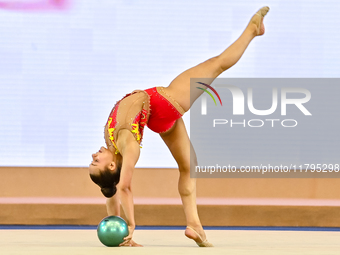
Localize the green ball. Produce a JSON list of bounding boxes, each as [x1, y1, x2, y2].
[[97, 216, 129, 247]]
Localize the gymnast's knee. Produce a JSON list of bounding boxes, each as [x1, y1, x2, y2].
[[203, 56, 225, 74], [177, 157, 197, 173], [215, 55, 231, 72]]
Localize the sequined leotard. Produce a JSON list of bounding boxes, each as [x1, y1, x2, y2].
[[105, 87, 185, 154]]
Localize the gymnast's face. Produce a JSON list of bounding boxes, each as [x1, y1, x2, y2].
[[89, 146, 115, 175]]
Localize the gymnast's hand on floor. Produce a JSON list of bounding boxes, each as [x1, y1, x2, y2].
[[119, 225, 143, 247], [119, 239, 143, 247]]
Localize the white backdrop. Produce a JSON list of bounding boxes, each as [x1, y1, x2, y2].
[[0, 0, 339, 167]]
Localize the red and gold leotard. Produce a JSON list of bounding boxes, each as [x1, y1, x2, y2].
[[105, 87, 185, 154], [145, 87, 185, 133]]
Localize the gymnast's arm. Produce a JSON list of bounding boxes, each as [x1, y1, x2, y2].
[[115, 129, 141, 246], [106, 192, 120, 216]]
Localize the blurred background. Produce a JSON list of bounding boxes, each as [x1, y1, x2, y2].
[[1, 0, 339, 168]]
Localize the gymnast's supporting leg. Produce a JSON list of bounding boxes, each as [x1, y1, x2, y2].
[[159, 7, 270, 246], [160, 118, 212, 247], [165, 6, 270, 111]]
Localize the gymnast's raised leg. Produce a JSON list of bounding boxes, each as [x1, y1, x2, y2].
[[166, 6, 270, 111]]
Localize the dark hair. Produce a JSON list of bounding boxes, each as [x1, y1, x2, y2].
[[89, 162, 122, 198]]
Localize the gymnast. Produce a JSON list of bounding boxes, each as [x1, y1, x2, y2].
[[89, 6, 270, 247]]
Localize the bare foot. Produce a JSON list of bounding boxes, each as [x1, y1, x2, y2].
[[185, 226, 213, 247], [249, 6, 270, 36]]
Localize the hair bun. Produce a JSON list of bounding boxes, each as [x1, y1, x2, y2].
[[101, 185, 117, 198]]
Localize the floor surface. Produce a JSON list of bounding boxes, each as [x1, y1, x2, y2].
[[1, 228, 339, 255]]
